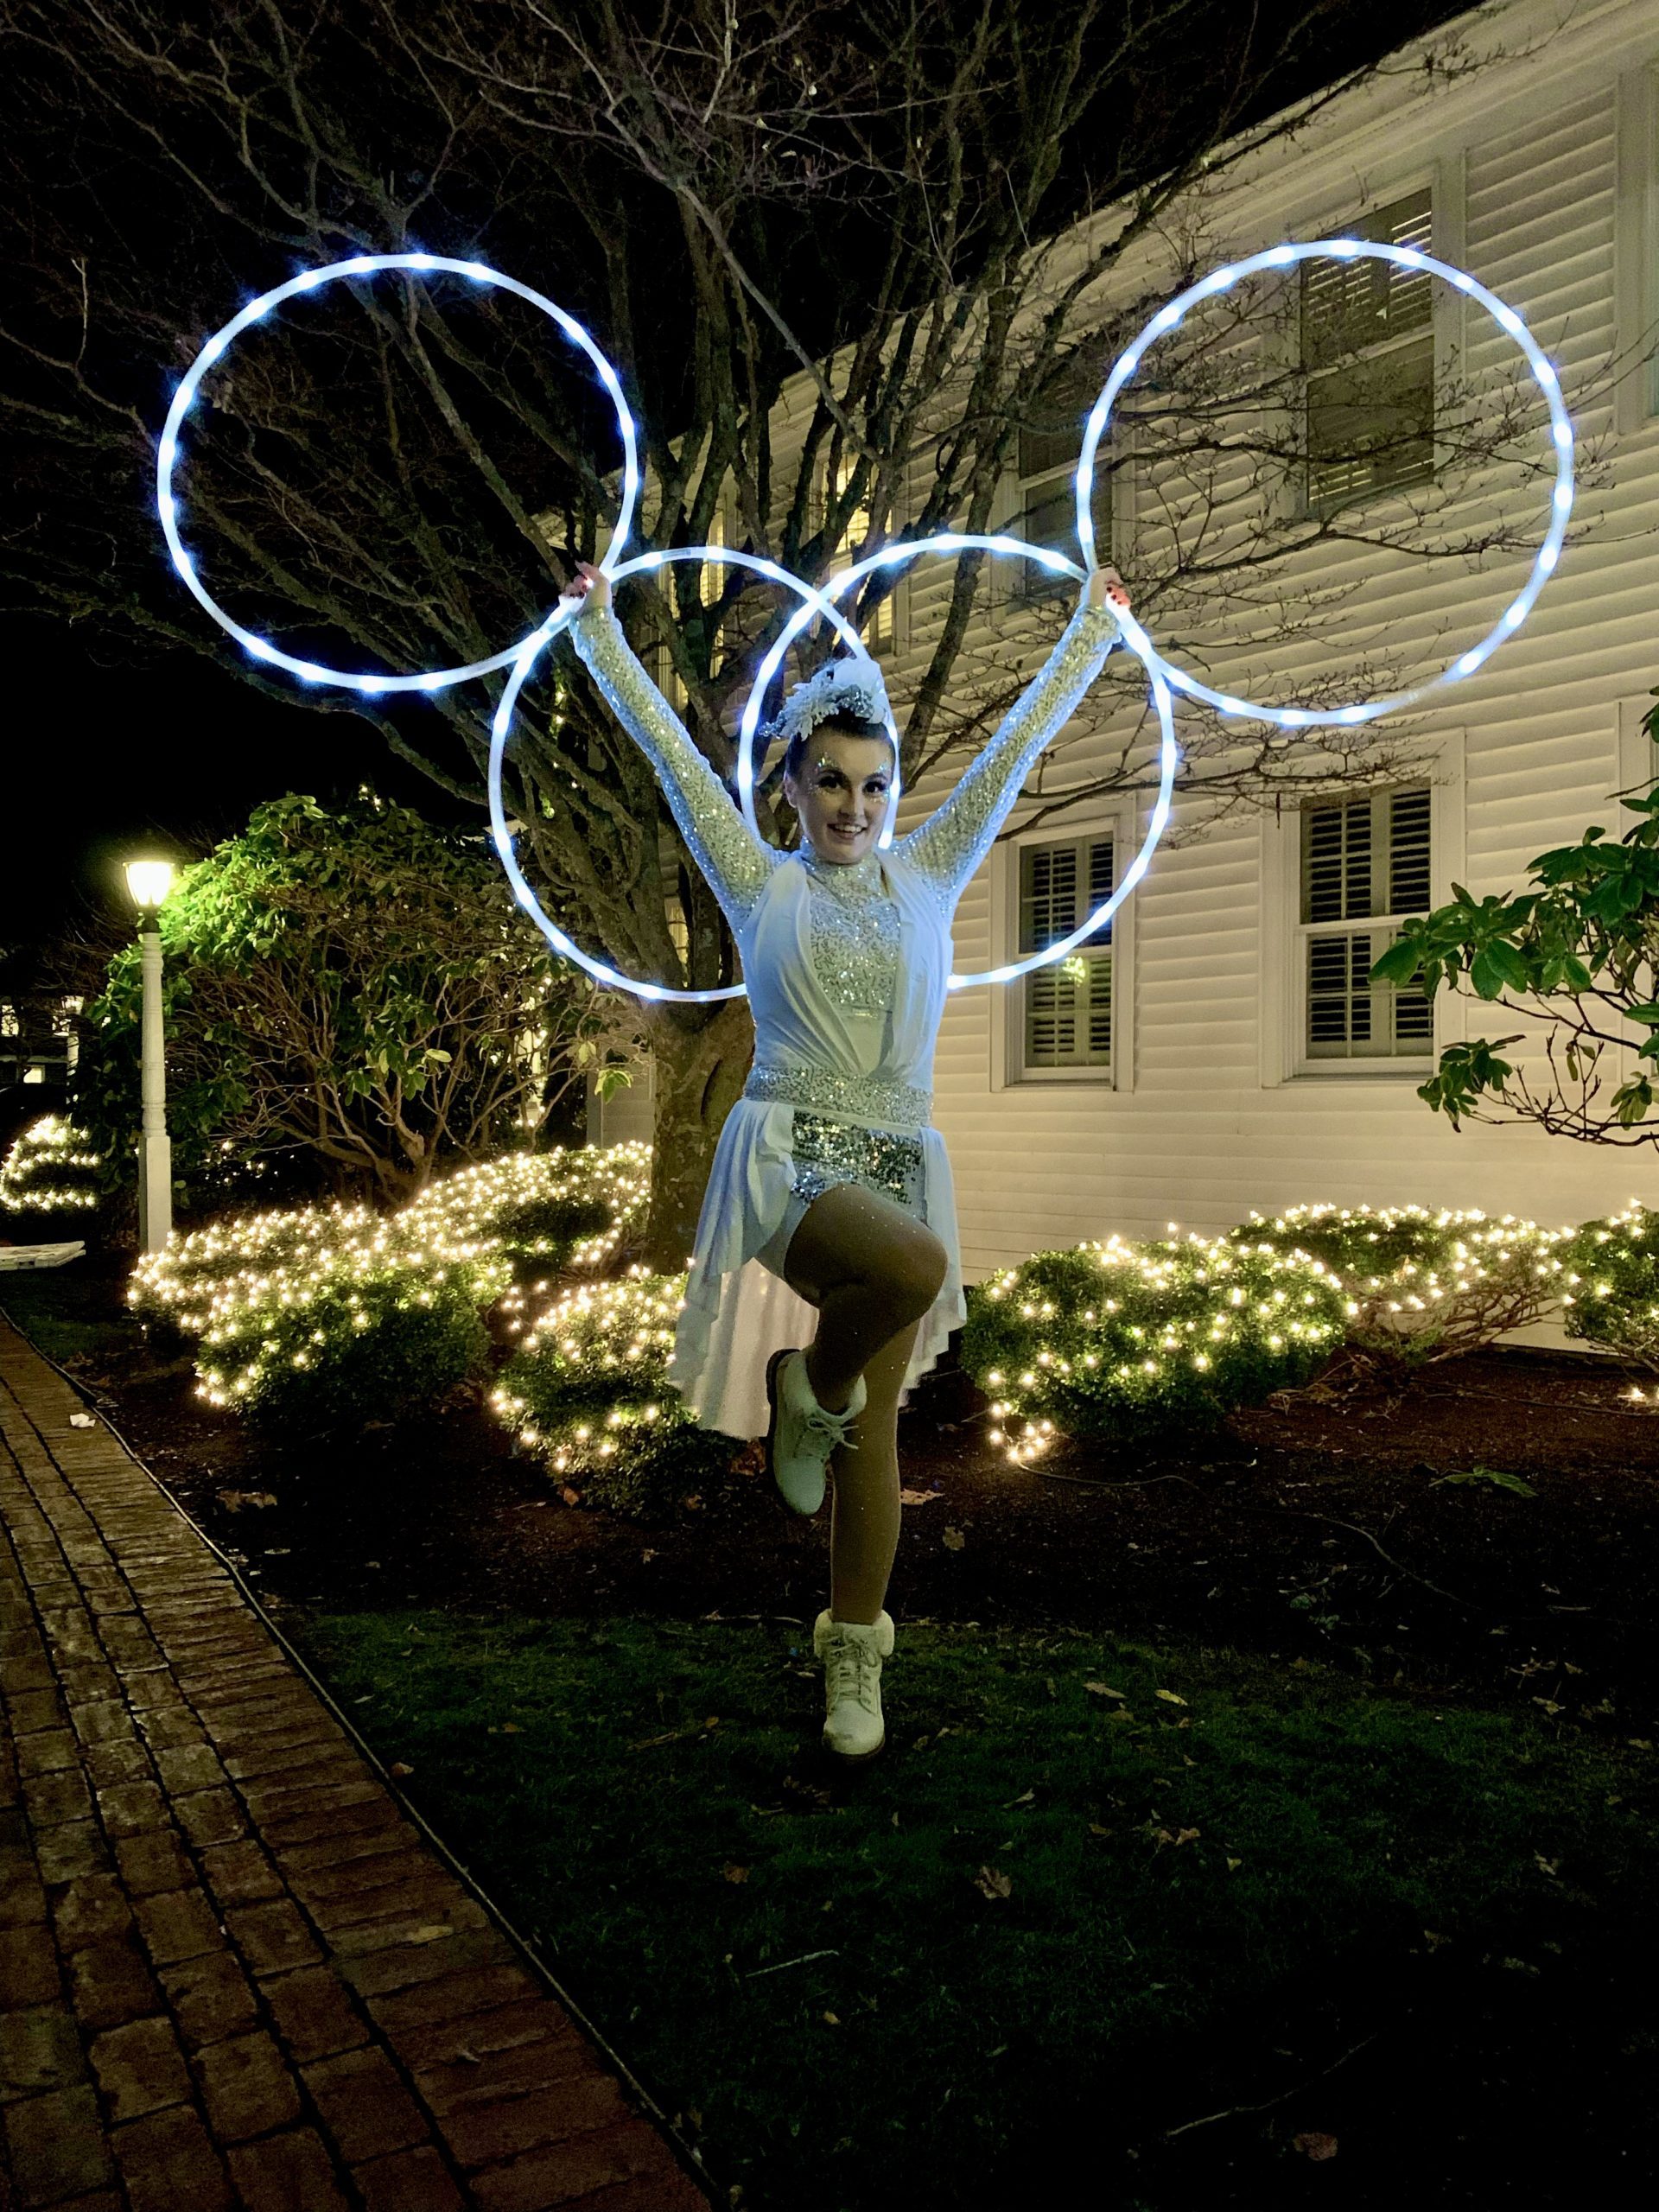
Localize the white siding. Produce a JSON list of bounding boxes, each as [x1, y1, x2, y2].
[[929, 8, 1659, 1274]]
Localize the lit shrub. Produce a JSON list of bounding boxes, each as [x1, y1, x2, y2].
[[197, 1262, 492, 1429], [1560, 1203, 1659, 1382], [127, 1147, 652, 1427], [1228, 1204, 1569, 1374], [492, 1268, 737, 1517], [961, 1234, 1349, 1459], [0, 1116, 105, 1221]]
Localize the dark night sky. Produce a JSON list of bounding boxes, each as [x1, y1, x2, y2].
[[0, 0, 1478, 961]]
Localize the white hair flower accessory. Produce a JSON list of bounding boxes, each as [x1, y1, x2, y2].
[[761, 651, 890, 749]]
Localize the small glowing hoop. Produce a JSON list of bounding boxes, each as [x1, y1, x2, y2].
[[737, 533, 1179, 990], [488, 548, 867, 1004], [1076, 239, 1575, 728], [156, 253, 640, 695]]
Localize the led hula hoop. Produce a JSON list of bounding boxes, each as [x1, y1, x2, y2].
[[1077, 239, 1575, 728], [487, 548, 871, 1004], [156, 253, 641, 693], [736, 534, 1179, 991]]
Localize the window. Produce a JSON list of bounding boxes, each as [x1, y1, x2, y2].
[[1017, 835, 1115, 1072], [823, 456, 895, 650], [1299, 785, 1433, 1062], [1012, 383, 1114, 601], [1303, 188, 1435, 513]]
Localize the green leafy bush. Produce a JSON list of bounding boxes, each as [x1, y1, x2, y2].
[[0, 1116, 105, 1223], [197, 1263, 492, 1428], [1227, 1204, 1568, 1374], [493, 1268, 738, 1517], [128, 1146, 651, 1428], [961, 1234, 1349, 1457], [1560, 1204, 1659, 1380]]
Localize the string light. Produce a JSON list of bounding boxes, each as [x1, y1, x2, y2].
[[0, 1116, 105, 1213], [1077, 239, 1575, 727], [130, 1145, 650, 1410], [157, 253, 641, 693]]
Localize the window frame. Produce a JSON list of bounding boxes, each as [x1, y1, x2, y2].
[[1615, 63, 1659, 435], [1257, 737, 1465, 1088], [991, 806, 1138, 1092], [818, 452, 903, 653], [1300, 181, 1440, 519]]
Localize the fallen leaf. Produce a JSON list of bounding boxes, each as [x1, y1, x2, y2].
[[1153, 1826, 1200, 1849], [560, 1486, 582, 1507], [1084, 1681, 1126, 1700], [487, 1722, 523, 1736], [1533, 1853, 1560, 1878], [973, 1866, 1012, 1901], [1154, 1688, 1188, 1707], [942, 1526, 966, 1551], [899, 1488, 940, 1506], [1226, 1856, 1242, 1871], [1005, 1789, 1037, 1808], [721, 1863, 750, 1884], [67, 1414, 97, 1429], [1293, 2132, 1338, 2161], [823, 2012, 841, 2026], [1422, 1929, 1450, 1950], [217, 1490, 278, 1512], [387, 1761, 415, 1779], [1088, 1822, 1113, 1838], [1532, 1698, 1564, 1715], [1500, 1956, 1541, 1976]]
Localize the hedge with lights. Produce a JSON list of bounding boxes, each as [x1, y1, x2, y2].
[[1559, 1204, 1659, 1378], [1226, 1204, 1568, 1375], [0, 1116, 106, 1221], [961, 1234, 1350, 1458], [492, 1268, 737, 1517], [129, 1144, 650, 1429]]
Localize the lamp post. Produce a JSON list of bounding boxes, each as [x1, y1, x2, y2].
[[124, 860, 175, 1253]]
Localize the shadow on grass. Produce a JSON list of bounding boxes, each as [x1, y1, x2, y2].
[[290, 1610, 1659, 2211]]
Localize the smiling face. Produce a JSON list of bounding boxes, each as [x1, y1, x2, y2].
[[783, 724, 896, 867]]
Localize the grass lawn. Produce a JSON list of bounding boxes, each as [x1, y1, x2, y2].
[[290, 1608, 1659, 2210]]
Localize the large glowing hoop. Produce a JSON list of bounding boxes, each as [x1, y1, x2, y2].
[[736, 534, 1179, 990], [156, 253, 640, 695], [487, 549, 868, 1004], [1076, 239, 1575, 728]]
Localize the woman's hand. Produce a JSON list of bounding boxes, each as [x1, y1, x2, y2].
[[1084, 565, 1131, 613], [557, 558, 612, 620]]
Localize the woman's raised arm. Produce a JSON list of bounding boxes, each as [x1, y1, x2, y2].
[[895, 568, 1127, 907], [561, 563, 776, 929]]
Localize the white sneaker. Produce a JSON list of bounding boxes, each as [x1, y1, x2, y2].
[[813, 1609, 893, 1762], [764, 1349, 867, 1516]]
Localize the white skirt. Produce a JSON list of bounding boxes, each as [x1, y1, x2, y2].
[[668, 1096, 966, 1440]]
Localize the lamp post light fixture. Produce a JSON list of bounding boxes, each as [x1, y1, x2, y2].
[[124, 859, 175, 1253]]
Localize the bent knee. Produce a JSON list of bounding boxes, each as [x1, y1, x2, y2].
[[888, 1224, 949, 1315]]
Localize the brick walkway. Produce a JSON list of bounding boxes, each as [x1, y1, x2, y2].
[[0, 1316, 713, 2212]]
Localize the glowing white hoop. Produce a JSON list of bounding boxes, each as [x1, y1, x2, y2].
[[487, 548, 867, 1004], [736, 534, 1179, 990], [1076, 238, 1575, 728], [156, 253, 640, 695]]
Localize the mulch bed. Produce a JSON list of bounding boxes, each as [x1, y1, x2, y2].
[[22, 1251, 1659, 1727]]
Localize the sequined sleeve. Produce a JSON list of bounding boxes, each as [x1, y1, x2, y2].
[[896, 601, 1121, 904], [568, 605, 776, 925]]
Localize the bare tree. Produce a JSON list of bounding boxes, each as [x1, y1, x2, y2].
[[0, 0, 1585, 1262]]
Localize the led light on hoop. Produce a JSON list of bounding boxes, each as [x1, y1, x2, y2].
[[489, 549, 865, 1004], [156, 253, 641, 694], [1076, 239, 1575, 728], [737, 534, 1179, 991]]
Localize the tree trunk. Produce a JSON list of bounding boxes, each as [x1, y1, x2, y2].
[[637, 997, 755, 1272]]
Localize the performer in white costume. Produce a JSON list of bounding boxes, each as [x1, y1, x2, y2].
[[559, 559, 1129, 1761]]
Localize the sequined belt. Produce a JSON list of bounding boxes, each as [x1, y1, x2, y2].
[[743, 1064, 932, 1133]]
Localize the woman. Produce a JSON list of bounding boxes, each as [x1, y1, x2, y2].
[[560, 556, 1129, 1763]]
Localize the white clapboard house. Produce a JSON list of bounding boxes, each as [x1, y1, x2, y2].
[[593, 0, 1659, 1279]]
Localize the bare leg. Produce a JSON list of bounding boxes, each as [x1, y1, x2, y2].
[[779, 1181, 947, 1626], [781, 1182, 946, 1414], [827, 1315, 918, 1625]]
